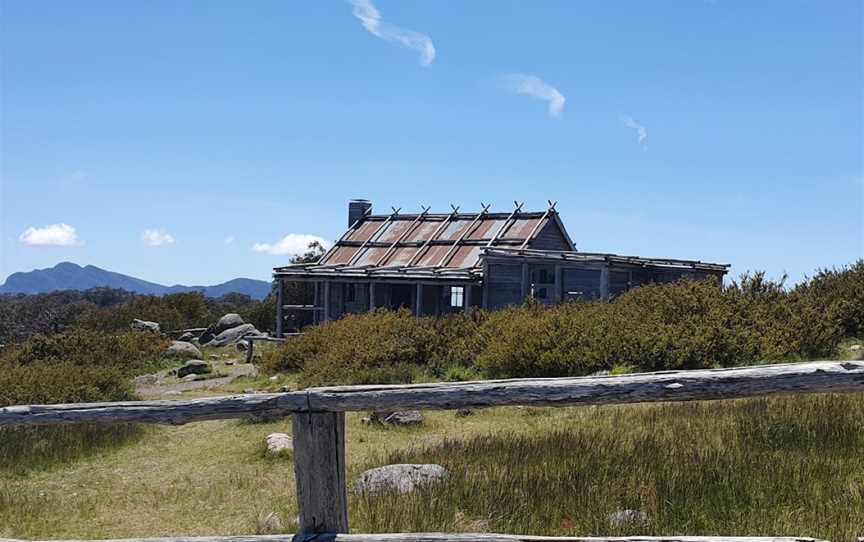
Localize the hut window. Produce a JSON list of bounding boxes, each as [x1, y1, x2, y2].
[[450, 286, 465, 308]]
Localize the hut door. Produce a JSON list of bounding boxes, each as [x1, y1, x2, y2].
[[390, 284, 413, 309]]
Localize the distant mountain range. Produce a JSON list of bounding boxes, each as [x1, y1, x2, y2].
[[0, 262, 272, 300]]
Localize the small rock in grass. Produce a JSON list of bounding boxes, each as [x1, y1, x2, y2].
[[177, 359, 212, 378], [164, 341, 202, 360], [370, 410, 424, 426], [455, 408, 474, 418], [269, 375, 279, 381], [256, 511, 283, 535], [181, 374, 199, 382], [206, 323, 264, 347], [225, 360, 235, 366], [850, 344, 862, 351], [215, 313, 245, 333], [354, 464, 448, 495], [607, 509, 649, 527], [279, 385, 291, 392], [264, 433, 293, 455], [130, 319, 160, 334]]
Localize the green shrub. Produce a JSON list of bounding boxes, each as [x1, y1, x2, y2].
[[261, 262, 857, 385], [0, 331, 149, 474], [4, 329, 167, 377], [795, 260, 864, 338], [264, 309, 433, 387], [0, 329, 164, 407], [0, 361, 135, 408]]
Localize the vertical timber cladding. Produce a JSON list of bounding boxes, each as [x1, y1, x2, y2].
[[485, 261, 524, 309], [528, 219, 573, 250], [609, 268, 631, 298], [342, 282, 370, 314], [561, 266, 603, 300], [527, 263, 557, 305]]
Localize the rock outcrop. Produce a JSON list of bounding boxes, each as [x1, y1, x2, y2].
[[131, 319, 160, 334], [164, 340, 203, 359], [177, 359, 212, 378], [354, 464, 448, 495]]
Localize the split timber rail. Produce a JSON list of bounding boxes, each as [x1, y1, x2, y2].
[[3, 360, 863, 542]]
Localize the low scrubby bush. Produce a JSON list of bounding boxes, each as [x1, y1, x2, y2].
[[262, 261, 858, 385], [0, 329, 166, 407], [264, 309, 434, 387], [0, 329, 161, 474], [795, 260, 864, 338]]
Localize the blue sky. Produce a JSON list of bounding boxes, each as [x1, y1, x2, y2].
[[1, 0, 862, 286]]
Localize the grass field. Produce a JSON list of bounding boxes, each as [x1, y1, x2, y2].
[[2, 344, 863, 540]]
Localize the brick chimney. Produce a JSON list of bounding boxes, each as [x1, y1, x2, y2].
[[348, 199, 372, 228]]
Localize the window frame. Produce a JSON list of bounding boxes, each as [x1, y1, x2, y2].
[[449, 285, 465, 309]]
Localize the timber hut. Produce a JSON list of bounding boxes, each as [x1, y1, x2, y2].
[[272, 199, 728, 334]]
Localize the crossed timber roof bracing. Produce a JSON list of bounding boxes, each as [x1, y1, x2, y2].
[[274, 201, 572, 280]]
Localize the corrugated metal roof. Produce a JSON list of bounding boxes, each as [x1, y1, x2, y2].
[[275, 204, 571, 280], [482, 247, 730, 273]]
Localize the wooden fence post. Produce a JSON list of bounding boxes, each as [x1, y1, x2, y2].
[[292, 411, 349, 533]]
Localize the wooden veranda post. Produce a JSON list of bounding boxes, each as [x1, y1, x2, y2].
[[275, 279, 284, 337], [292, 411, 349, 533]]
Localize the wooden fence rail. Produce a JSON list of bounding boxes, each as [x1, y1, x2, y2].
[[0, 535, 831, 542], [3, 360, 862, 539], [2, 361, 862, 427]]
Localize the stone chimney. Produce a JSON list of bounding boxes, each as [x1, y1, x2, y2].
[[348, 199, 372, 228]]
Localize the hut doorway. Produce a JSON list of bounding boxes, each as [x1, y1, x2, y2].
[[389, 284, 413, 310]]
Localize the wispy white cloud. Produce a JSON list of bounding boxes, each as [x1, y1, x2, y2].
[[253, 234, 331, 256], [224, 236, 235, 245], [619, 114, 648, 150], [19, 223, 82, 247], [505, 74, 566, 117], [349, 0, 435, 66], [141, 228, 176, 246]]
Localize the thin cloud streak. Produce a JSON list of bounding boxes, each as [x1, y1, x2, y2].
[[619, 114, 648, 150], [506, 74, 566, 117], [349, 0, 435, 66], [253, 233, 331, 256], [19, 223, 82, 247]]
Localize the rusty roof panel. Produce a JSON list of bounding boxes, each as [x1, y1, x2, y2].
[[347, 220, 383, 242], [416, 244, 451, 267], [467, 218, 501, 240], [446, 245, 482, 268], [323, 246, 359, 265], [503, 216, 545, 239], [403, 220, 441, 243], [383, 246, 420, 267], [354, 247, 388, 267], [438, 219, 474, 241], [377, 220, 414, 242]]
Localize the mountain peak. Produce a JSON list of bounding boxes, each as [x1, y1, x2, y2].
[[0, 262, 271, 299]]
